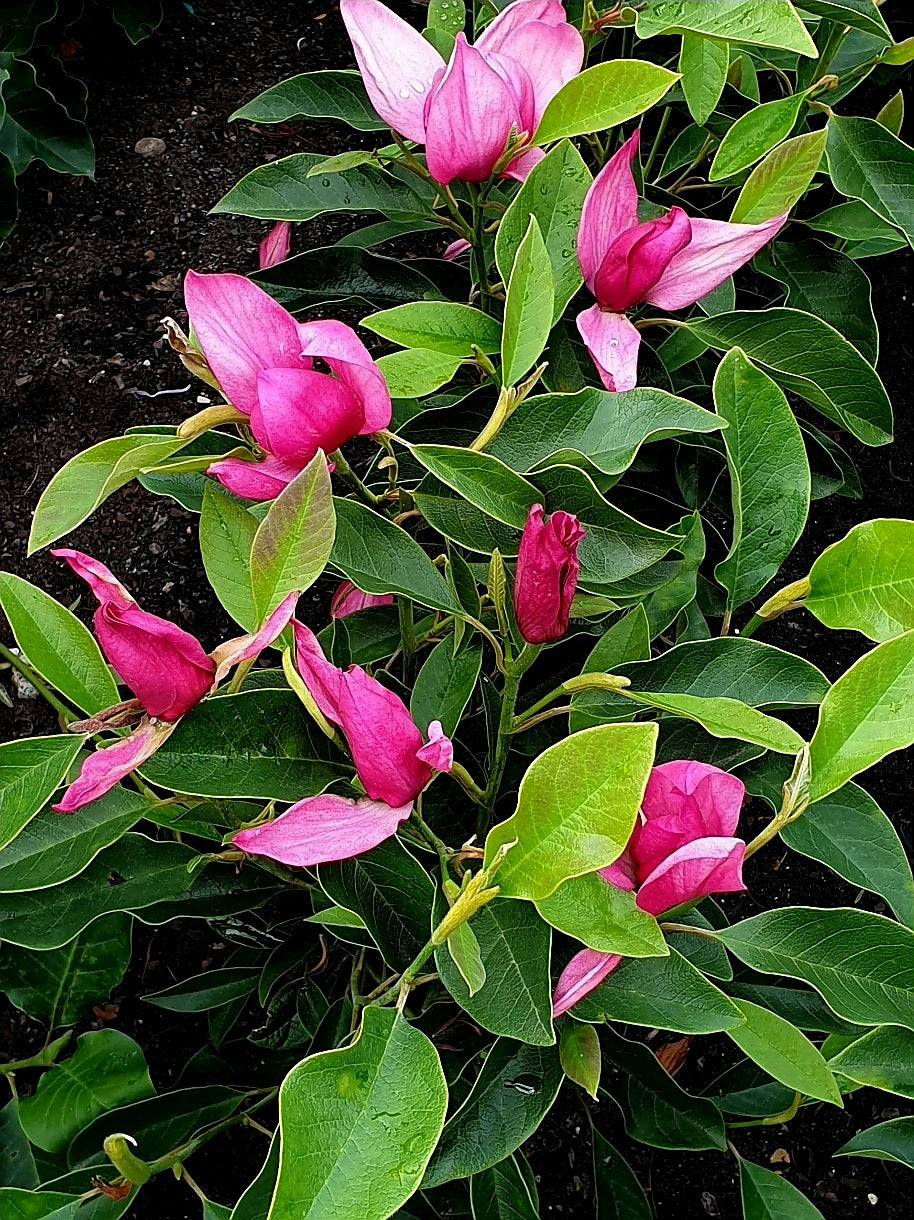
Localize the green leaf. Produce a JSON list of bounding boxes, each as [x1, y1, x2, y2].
[[138, 429, 246, 513], [319, 838, 434, 973], [727, 999, 842, 1104], [726, 982, 865, 1037], [592, 1129, 651, 1220], [829, 1025, 914, 1098], [143, 967, 259, 1013], [251, 452, 335, 621], [414, 476, 521, 555], [876, 89, 905, 138], [636, 0, 817, 55], [535, 872, 667, 958], [826, 115, 914, 245], [836, 1117, 914, 1169], [560, 1020, 601, 1098], [688, 308, 893, 446], [806, 199, 903, 243], [799, 0, 891, 39], [502, 216, 554, 386], [628, 691, 805, 754], [230, 71, 384, 129], [740, 1160, 825, 1219], [808, 630, 914, 802], [363, 302, 500, 357], [569, 607, 650, 733], [469, 1154, 539, 1220], [0, 785, 147, 892], [535, 61, 680, 144], [573, 948, 744, 1034], [0, 55, 94, 178], [270, 1007, 447, 1220], [434, 896, 555, 1047], [0, 735, 85, 850], [330, 497, 463, 615], [806, 519, 914, 642], [643, 510, 704, 637], [0, 913, 132, 1029], [730, 128, 827, 225], [710, 93, 806, 181], [231, 1132, 280, 1220], [679, 35, 728, 127], [713, 348, 810, 609], [483, 723, 658, 901], [254, 246, 445, 310], [376, 348, 462, 397], [447, 920, 486, 997], [717, 906, 914, 1030], [212, 154, 430, 223], [0, 574, 120, 714], [18, 1029, 154, 1153], [495, 140, 591, 321], [410, 637, 482, 735], [28, 433, 188, 553], [411, 445, 538, 528], [0, 1100, 38, 1190], [200, 484, 259, 631], [143, 689, 349, 801], [422, 1040, 562, 1187]]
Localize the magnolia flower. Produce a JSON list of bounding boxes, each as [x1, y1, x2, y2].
[[183, 271, 391, 501], [552, 761, 746, 1016], [576, 130, 788, 392], [341, 0, 583, 184], [514, 504, 585, 645], [330, 581, 394, 619], [258, 221, 291, 270], [51, 550, 297, 812]]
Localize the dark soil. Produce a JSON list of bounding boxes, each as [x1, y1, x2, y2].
[[1, 2, 913, 1216]]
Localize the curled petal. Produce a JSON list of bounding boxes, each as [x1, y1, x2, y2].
[[296, 318, 392, 434], [259, 221, 291, 270], [293, 621, 344, 725], [208, 455, 301, 503], [416, 720, 453, 774], [577, 130, 641, 291], [476, 1, 571, 54], [331, 581, 394, 618], [210, 591, 299, 685], [593, 208, 692, 313], [552, 949, 622, 1017], [645, 213, 789, 312], [576, 305, 642, 393], [636, 837, 746, 917], [340, 0, 444, 143], [252, 367, 365, 465], [502, 146, 546, 183], [53, 719, 177, 813], [232, 794, 412, 867], [51, 549, 134, 609]]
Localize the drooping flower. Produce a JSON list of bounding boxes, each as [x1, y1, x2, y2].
[[330, 581, 395, 619], [552, 761, 746, 1016], [576, 130, 788, 392], [514, 503, 585, 645], [341, 0, 583, 185], [183, 271, 391, 501], [51, 550, 298, 812], [259, 221, 291, 270]]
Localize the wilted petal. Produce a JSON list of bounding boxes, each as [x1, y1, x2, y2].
[[331, 581, 394, 618], [576, 305, 642, 393], [593, 209, 692, 312], [259, 221, 291, 270], [645, 213, 788, 311], [252, 367, 365, 465], [232, 794, 412, 867], [483, 20, 584, 127], [293, 621, 344, 725], [297, 318, 392, 434], [416, 720, 453, 773], [340, 0, 444, 143], [183, 271, 304, 416], [208, 455, 300, 503], [424, 35, 519, 185], [513, 503, 585, 645], [502, 146, 546, 183], [337, 665, 431, 806], [552, 949, 622, 1017], [53, 719, 177, 813], [210, 591, 299, 685], [577, 130, 641, 291], [636, 836, 746, 917]]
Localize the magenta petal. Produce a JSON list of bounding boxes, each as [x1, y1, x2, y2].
[[232, 794, 413, 867], [296, 318, 392, 434], [593, 208, 692, 313], [53, 719, 177, 813], [208, 456, 300, 503], [252, 367, 364, 464], [337, 666, 431, 806], [577, 130, 641, 291], [293, 621, 344, 725], [513, 503, 585, 645], [183, 271, 303, 416], [484, 20, 584, 128], [340, 0, 444, 143], [259, 221, 291, 270], [331, 581, 394, 618], [646, 761, 746, 839], [552, 949, 623, 1017], [502, 146, 546, 183], [645, 213, 788, 311], [416, 720, 454, 774], [636, 837, 746, 917], [210, 591, 299, 684], [576, 305, 642, 393], [52, 549, 134, 610]]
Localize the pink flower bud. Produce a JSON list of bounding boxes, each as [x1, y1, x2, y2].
[[258, 221, 291, 270], [330, 581, 395, 618], [513, 504, 585, 645]]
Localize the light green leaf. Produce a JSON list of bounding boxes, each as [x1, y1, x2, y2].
[[411, 445, 537, 528], [636, 0, 817, 55], [829, 1025, 914, 1098], [230, 71, 385, 130], [740, 1159, 826, 1219], [483, 723, 658, 901], [730, 128, 827, 225], [876, 89, 905, 138], [560, 1020, 601, 1099], [727, 999, 842, 1105], [679, 34, 728, 126], [628, 691, 804, 754], [362, 302, 500, 357], [710, 93, 807, 181], [446, 919, 486, 997], [0, 735, 85, 850], [826, 115, 914, 245], [375, 348, 462, 397], [836, 1117, 914, 1169], [502, 216, 554, 386], [200, 484, 259, 631], [535, 871, 667, 958], [0, 574, 119, 714], [535, 61, 680, 144], [806, 519, 914, 642], [269, 1007, 447, 1220]]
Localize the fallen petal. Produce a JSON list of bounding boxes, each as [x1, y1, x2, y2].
[[552, 948, 622, 1017], [53, 719, 177, 813], [232, 794, 413, 866]]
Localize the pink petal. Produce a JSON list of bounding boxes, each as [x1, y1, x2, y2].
[[575, 305, 642, 393], [502, 146, 546, 183], [331, 581, 394, 618], [416, 720, 453, 773], [599, 856, 637, 891], [296, 318, 392, 434], [293, 621, 344, 725], [340, 0, 444, 143], [552, 949, 623, 1017], [52, 549, 134, 609], [646, 761, 745, 838], [183, 271, 305, 416], [52, 719, 177, 813], [577, 130, 641, 291], [259, 221, 291, 271], [252, 367, 365, 465], [444, 238, 472, 261], [635, 837, 746, 917], [232, 794, 412, 867], [210, 591, 299, 685], [482, 20, 584, 129], [593, 208, 692, 312], [645, 213, 789, 312], [337, 666, 431, 806], [486, 51, 537, 137], [476, 1, 571, 54], [208, 455, 301, 502], [424, 35, 519, 185]]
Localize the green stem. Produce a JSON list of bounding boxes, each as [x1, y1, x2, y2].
[[411, 803, 452, 881], [478, 645, 539, 838], [740, 613, 764, 640], [644, 106, 671, 181], [140, 1090, 278, 1177], [368, 936, 438, 1008], [0, 1031, 72, 1076], [398, 597, 416, 684], [0, 641, 77, 722], [329, 449, 383, 508], [470, 182, 492, 314]]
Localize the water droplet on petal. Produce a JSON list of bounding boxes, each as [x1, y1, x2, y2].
[[398, 87, 412, 100]]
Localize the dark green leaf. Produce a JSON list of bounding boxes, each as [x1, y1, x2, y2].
[[826, 115, 914, 245], [836, 1117, 914, 1168], [740, 1159, 825, 1219], [829, 1024, 914, 1098], [0, 55, 94, 177], [411, 637, 482, 735], [142, 967, 260, 1013], [592, 1129, 651, 1220], [230, 71, 385, 130], [469, 1153, 539, 1220]]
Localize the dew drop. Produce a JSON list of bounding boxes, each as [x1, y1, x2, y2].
[[398, 86, 412, 99]]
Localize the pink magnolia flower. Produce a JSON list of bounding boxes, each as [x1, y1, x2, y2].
[[514, 503, 585, 645], [341, 0, 583, 185], [51, 550, 298, 812], [330, 581, 394, 619], [294, 621, 452, 808], [576, 130, 788, 392], [183, 271, 391, 501], [258, 221, 291, 270], [552, 761, 746, 1016]]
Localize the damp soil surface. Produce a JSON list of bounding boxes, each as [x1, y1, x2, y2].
[[1, 2, 913, 1217]]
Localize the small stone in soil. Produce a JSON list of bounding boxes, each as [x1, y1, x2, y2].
[[135, 137, 167, 157]]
